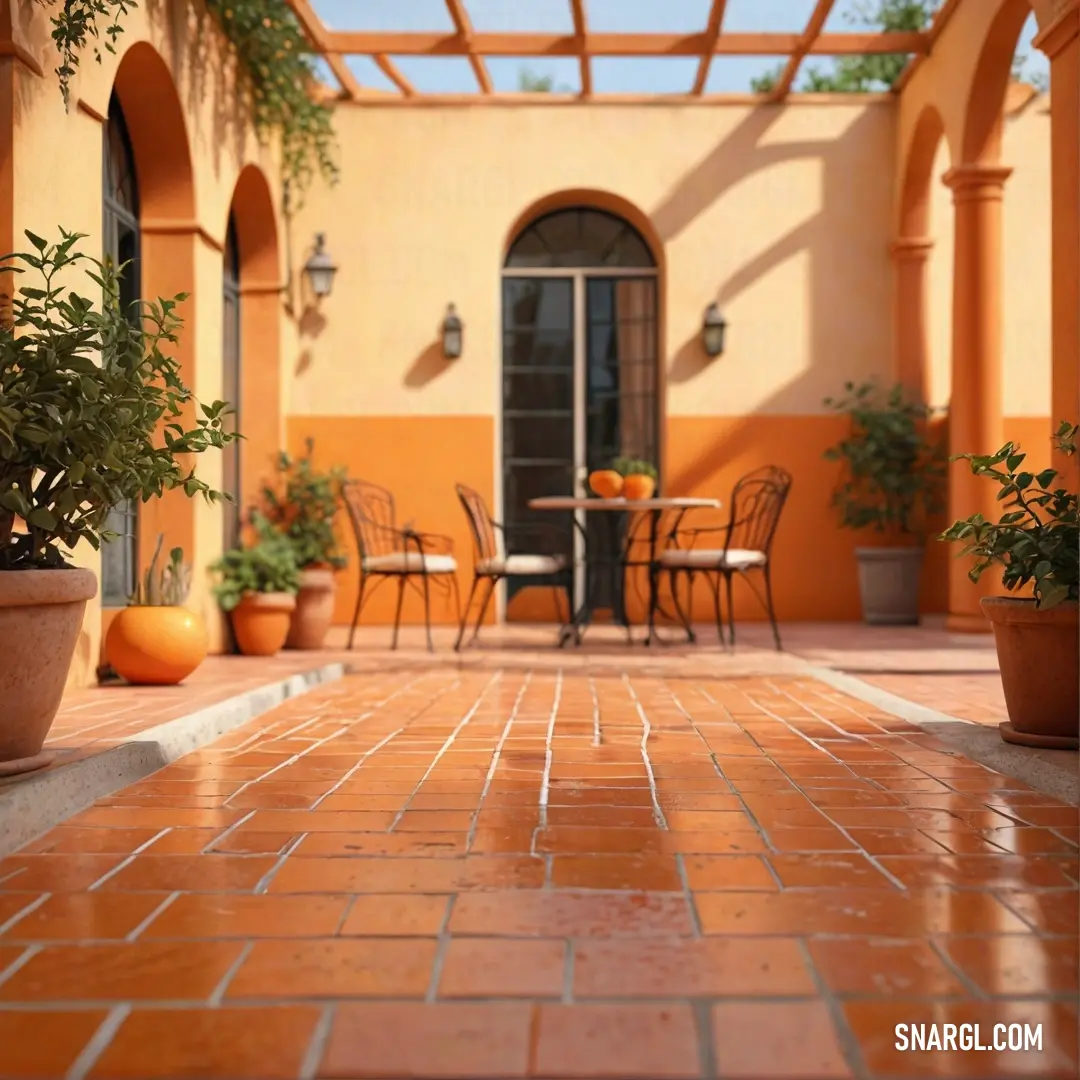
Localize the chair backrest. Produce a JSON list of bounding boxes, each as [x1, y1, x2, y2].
[[455, 483, 499, 563], [726, 466, 793, 556], [341, 480, 401, 562]]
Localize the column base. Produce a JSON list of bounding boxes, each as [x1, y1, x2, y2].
[[945, 613, 993, 634]]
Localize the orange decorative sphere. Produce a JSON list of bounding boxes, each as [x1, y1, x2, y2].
[[588, 470, 624, 499], [622, 474, 657, 501], [105, 607, 209, 686]]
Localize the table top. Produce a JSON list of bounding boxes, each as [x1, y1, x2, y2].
[[528, 496, 721, 512]]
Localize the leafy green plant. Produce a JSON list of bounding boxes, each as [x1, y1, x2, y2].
[[210, 515, 300, 612], [612, 457, 658, 481], [34, 0, 337, 195], [260, 438, 347, 570], [0, 229, 237, 571], [129, 533, 191, 606], [823, 381, 945, 535], [940, 422, 1078, 609]]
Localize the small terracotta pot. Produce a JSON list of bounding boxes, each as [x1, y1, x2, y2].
[[229, 592, 296, 657], [0, 567, 97, 772], [286, 566, 337, 650], [622, 473, 656, 501], [588, 470, 623, 499], [981, 596, 1079, 750], [105, 606, 209, 685]]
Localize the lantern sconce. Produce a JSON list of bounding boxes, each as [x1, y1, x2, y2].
[[442, 303, 463, 360], [303, 233, 338, 300], [702, 302, 728, 358]]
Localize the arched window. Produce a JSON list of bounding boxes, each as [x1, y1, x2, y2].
[[500, 204, 660, 618], [100, 92, 141, 607], [504, 208, 655, 270], [222, 215, 242, 551]]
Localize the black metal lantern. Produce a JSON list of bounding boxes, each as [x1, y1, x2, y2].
[[702, 302, 728, 357], [442, 303, 463, 359], [303, 233, 338, 299]]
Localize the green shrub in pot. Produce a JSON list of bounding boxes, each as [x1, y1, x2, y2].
[[823, 381, 946, 625], [941, 422, 1078, 749], [0, 229, 236, 770]]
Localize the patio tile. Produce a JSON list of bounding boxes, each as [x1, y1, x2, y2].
[[436, 937, 566, 998], [0, 1010, 109, 1077], [806, 938, 970, 996], [1, 893, 166, 941], [338, 893, 451, 936], [139, 894, 350, 939]]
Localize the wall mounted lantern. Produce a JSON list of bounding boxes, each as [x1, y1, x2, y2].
[[303, 233, 338, 299], [702, 302, 728, 358], [442, 303, 463, 359]]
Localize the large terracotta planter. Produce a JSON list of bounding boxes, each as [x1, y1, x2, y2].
[[286, 566, 336, 650], [0, 567, 98, 774], [981, 596, 1079, 750], [105, 606, 208, 685], [855, 546, 925, 625], [229, 591, 296, 657]]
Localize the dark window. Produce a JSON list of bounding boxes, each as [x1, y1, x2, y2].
[[222, 214, 242, 551], [505, 208, 655, 270], [100, 93, 141, 607]]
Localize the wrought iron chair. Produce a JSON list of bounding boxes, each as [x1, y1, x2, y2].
[[658, 466, 792, 650], [455, 483, 574, 651], [341, 479, 460, 652]]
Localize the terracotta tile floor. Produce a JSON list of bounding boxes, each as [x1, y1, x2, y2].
[[2, 667, 1077, 1079]]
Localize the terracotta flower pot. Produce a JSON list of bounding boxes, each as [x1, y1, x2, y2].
[[229, 592, 296, 657], [981, 596, 1079, 750], [0, 567, 97, 773], [622, 473, 656, 501], [286, 566, 337, 650], [589, 470, 623, 499], [105, 606, 209, 685], [855, 546, 925, 625]]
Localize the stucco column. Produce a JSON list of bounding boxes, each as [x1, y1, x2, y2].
[[890, 237, 934, 399], [942, 164, 1012, 633], [1034, 2, 1080, 485]]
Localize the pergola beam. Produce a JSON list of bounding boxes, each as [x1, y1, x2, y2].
[[444, 0, 492, 93], [692, 0, 729, 95], [892, 0, 963, 93], [321, 31, 929, 58], [569, 0, 591, 97], [768, 0, 839, 102], [373, 55, 415, 97], [282, 0, 362, 100]]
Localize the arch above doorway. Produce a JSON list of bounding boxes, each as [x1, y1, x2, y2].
[[506, 207, 656, 270]]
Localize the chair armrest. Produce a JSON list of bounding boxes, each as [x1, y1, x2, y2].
[[498, 521, 573, 546], [408, 529, 455, 555]]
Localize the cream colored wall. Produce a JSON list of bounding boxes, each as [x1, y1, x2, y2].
[[288, 101, 898, 420], [925, 93, 1052, 415]]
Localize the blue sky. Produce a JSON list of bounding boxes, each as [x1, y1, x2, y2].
[[312, 0, 1046, 95]]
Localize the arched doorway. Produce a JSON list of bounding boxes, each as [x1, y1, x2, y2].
[[222, 214, 242, 551], [100, 91, 140, 608], [501, 206, 660, 615]]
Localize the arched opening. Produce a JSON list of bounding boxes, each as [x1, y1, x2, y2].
[[222, 214, 242, 551], [100, 91, 141, 608], [501, 204, 661, 621], [226, 164, 282, 524]]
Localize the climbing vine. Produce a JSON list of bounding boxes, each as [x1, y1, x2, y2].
[[33, 0, 338, 194]]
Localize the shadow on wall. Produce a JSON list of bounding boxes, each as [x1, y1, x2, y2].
[[405, 341, 453, 389], [638, 107, 946, 621]]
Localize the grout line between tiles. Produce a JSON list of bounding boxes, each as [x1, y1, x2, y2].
[[64, 1003, 131, 1080], [298, 1001, 336, 1080], [0, 944, 41, 990], [207, 940, 255, 1006], [86, 828, 172, 891], [0, 892, 50, 936], [537, 669, 563, 827], [125, 891, 180, 941]]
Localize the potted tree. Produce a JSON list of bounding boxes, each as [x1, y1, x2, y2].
[[104, 535, 207, 685], [260, 440, 347, 649], [942, 422, 1078, 749], [0, 230, 235, 773], [824, 381, 946, 624], [211, 519, 300, 657]]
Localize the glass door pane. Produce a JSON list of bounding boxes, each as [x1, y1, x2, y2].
[[501, 277, 575, 603]]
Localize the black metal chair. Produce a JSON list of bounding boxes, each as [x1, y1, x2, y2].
[[454, 483, 574, 650], [658, 466, 793, 650], [341, 479, 460, 652]]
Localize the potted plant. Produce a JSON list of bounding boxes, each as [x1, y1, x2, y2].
[[823, 381, 946, 625], [614, 457, 658, 501], [941, 422, 1078, 749], [104, 535, 207, 685], [211, 518, 300, 656], [0, 230, 235, 773], [260, 439, 346, 649]]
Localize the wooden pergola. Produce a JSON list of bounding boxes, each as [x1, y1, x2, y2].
[[285, 0, 963, 103]]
